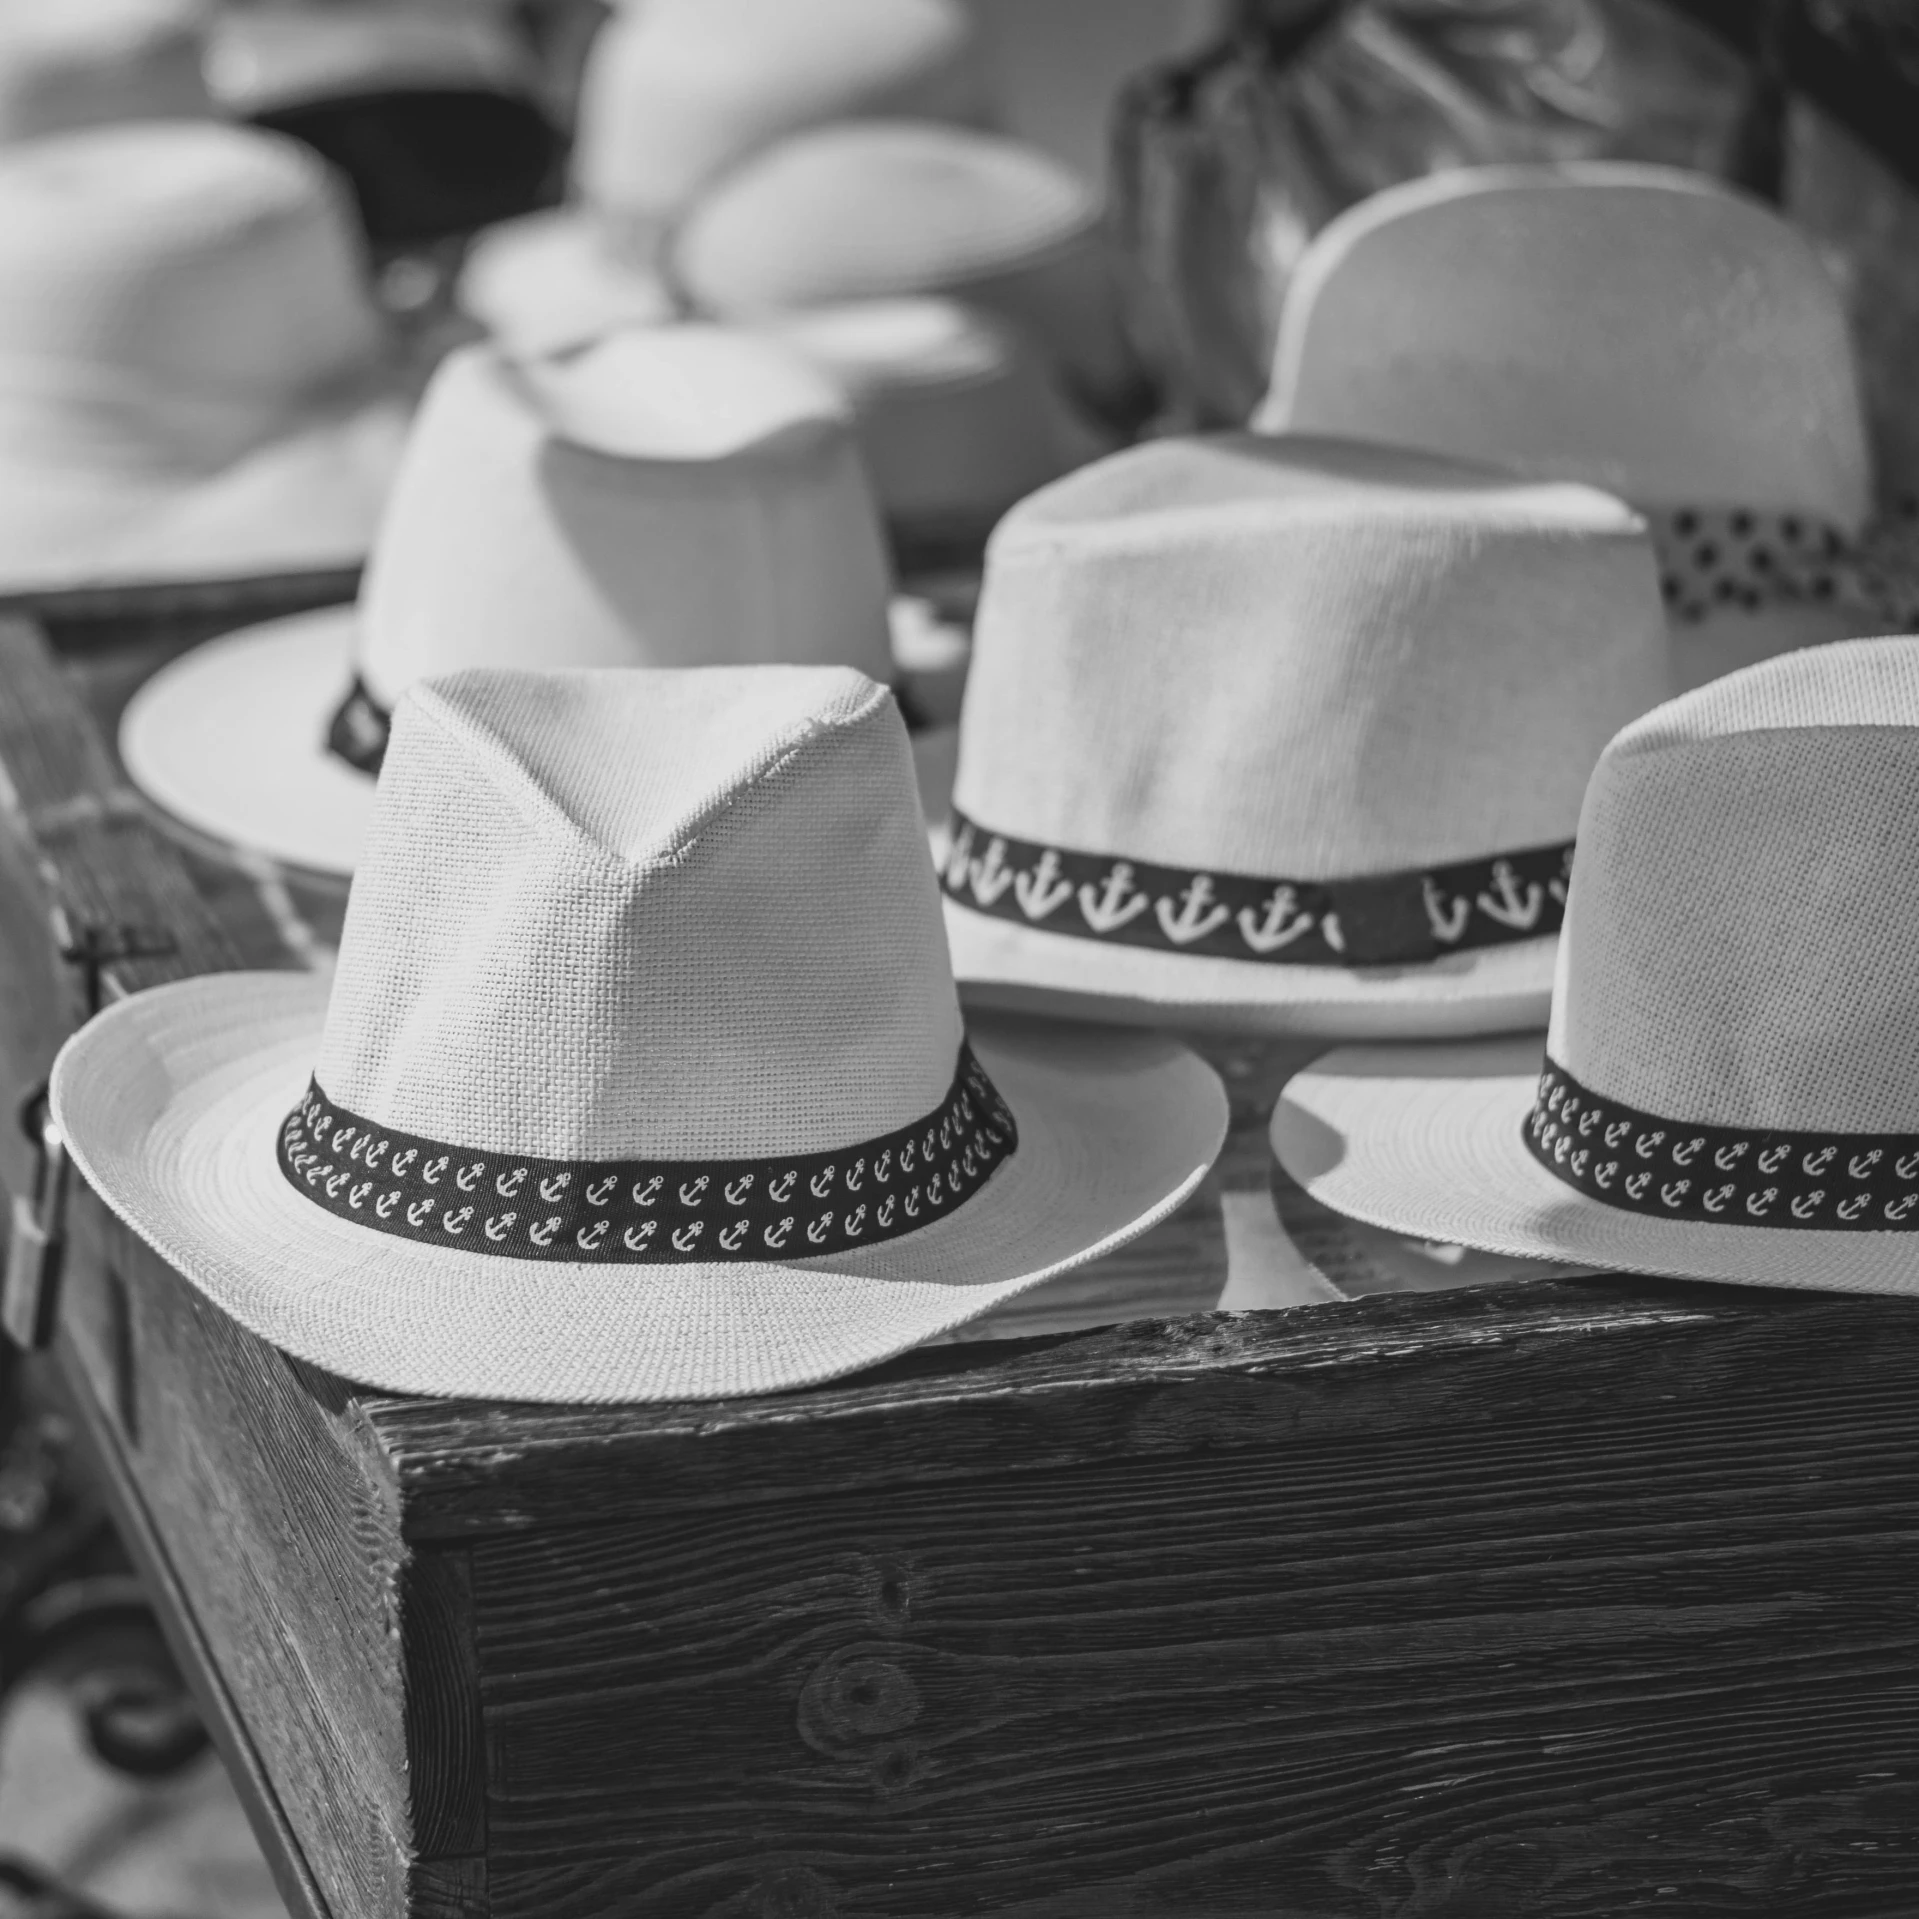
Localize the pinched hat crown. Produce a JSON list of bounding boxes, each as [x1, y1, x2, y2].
[[1549, 638, 1919, 1138], [352, 328, 894, 707], [321, 666, 966, 1165], [0, 120, 382, 428], [953, 433, 1669, 883], [1263, 164, 1870, 537]]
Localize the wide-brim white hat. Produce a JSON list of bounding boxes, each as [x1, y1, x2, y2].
[[122, 603, 970, 876]]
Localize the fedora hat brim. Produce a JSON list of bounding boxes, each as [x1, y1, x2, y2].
[[458, 208, 675, 357], [51, 972, 1228, 1402], [942, 899, 1556, 1041], [0, 380, 408, 612], [1271, 1037, 1919, 1294], [123, 608, 977, 879]]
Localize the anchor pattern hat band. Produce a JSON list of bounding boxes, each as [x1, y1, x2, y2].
[[1260, 164, 1918, 683], [1274, 638, 1919, 1295], [121, 325, 898, 876], [942, 432, 1670, 1038], [52, 665, 1229, 1400]]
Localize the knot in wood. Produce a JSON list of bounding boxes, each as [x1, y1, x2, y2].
[[796, 1651, 921, 1749]]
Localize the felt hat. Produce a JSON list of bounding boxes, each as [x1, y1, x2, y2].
[[1274, 636, 1919, 1294], [0, 119, 410, 613], [759, 298, 1112, 564], [1260, 164, 1919, 691], [207, 4, 562, 245], [667, 120, 1141, 421], [58, 665, 1229, 1402], [937, 432, 1672, 1038], [121, 325, 901, 879], [457, 0, 983, 355], [0, 0, 212, 145]]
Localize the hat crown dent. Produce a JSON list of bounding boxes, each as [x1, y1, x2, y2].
[[356, 336, 895, 705], [1549, 635, 1919, 1136], [1265, 164, 1872, 537], [574, 0, 985, 227], [0, 0, 211, 141], [0, 121, 382, 417], [952, 431, 1672, 882], [317, 665, 965, 1162]]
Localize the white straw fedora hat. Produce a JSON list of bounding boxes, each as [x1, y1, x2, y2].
[[57, 665, 1229, 1402], [667, 121, 1142, 421], [1274, 635, 1919, 1294], [1259, 164, 1919, 693], [121, 325, 899, 879], [0, 0, 211, 145], [759, 298, 1111, 564], [938, 432, 1672, 1038], [0, 119, 409, 613], [457, 0, 984, 356]]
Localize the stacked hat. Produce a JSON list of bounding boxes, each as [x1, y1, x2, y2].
[[0, 119, 410, 612], [459, 0, 985, 355], [0, 0, 211, 145], [668, 121, 1141, 422], [1275, 636, 1919, 1296], [207, 3, 563, 246], [935, 431, 1672, 1038], [122, 325, 903, 877], [759, 297, 1111, 564], [1260, 164, 1919, 691], [57, 665, 1230, 1401]]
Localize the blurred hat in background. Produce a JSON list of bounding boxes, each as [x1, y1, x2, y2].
[[459, 0, 983, 355], [938, 433, 1671, 1038], [208, 3, 563, 246], [121, 325, 903, 877], [1261, 163, 1919, 691], [668, 120, 1143, 424], [760, 297, 1112, 568], [0, 0, 211, 145], [0, 119, 409, 612]]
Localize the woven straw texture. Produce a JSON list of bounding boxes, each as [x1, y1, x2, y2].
[[1274, 636, 1919, 1293], [1262, 164, 1870, 534], [60, 666, 1228, 1399]]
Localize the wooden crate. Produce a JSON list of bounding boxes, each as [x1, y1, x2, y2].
[[6, 617, 1919, 1917]]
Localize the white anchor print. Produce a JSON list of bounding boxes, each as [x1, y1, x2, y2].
[[1757, 1144, 1790, 1174], [325, 1170, 351, 1199], [769, 1171, 797, 1203], [928, 1175, 945, 1205], [1837, 1194, 1870, 1221], [1660, 1180, 1690, 1208], [844, 1204, 867, 1237], [876, 1195, 896, 1228], [1078, 862, 1150, 935], [968, 837, 1017, 907], [900, 1142, 917, 1175], [679, 1176, 709, 1207], [333, 1127, 357, 1155], [529, 1217, 564, 1247], [806, 1214, 834, 1246], [724, 1175, 755, 1206], [1803, 1147, 1836, 1177], [456, 1162, 486, 1193], [672, 1221, 705, 1252], [1421, 877, 1471, 945], [375, 1192, 401, 1219], [576, 1220, 609, 1252], [1320, 913, 1345, 954], [874, 1150, 892, 1186], [1578, 1110, 1601, 1137], [539, 1172, 570, 1203], [305, 1160, 330, 1187], [1713, 1142, 1748, 1171], [1634, 1131, 1666, 1161], [423, 1155, 450, 1186], [623, 1221, 656, 1252], [485, 1212, 516, 1241], [1743, 1188, 1778, 1217], [443, 1207, 473, 1235], [1013, 849, 1074, 920], [391, 1149, 417, 1178], [585, 1175, 618, 1208], [1898, 1152, 1919, 1180], [718, 1221, 749, 1251], [1594, 1161, 1618, 1189], [365, 1140, 388, 1171], [1569, 1150, 1589, 1180], [1671, 1138, 1705, 1167], [311, 1116, 332, 1142], [1790, 1191, 1824, 1220], [903, 1187, 921, 1219], [1849, 1150, 1883, 1180], [1625, 1171, 1652, 1200], [633, 1175, 663, 1207], [1702, 1185, 1733, 1214], [842, 1161, 863, 1194], [810, 1167, 835, 1199], [942, 822, 975, 892], [1239, 885, 1317, 954], [763, 1218, 793, 1250], [496, 1167, 526, 1198], [348, 1181, 372, 1210], [1552, 1135, 1572, 1164], [1546, 847, 1573, 906], [1476, 860, 1544, 931], [406, 1197, 434, 1227], [1887, 1194, 1919, 1222]]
